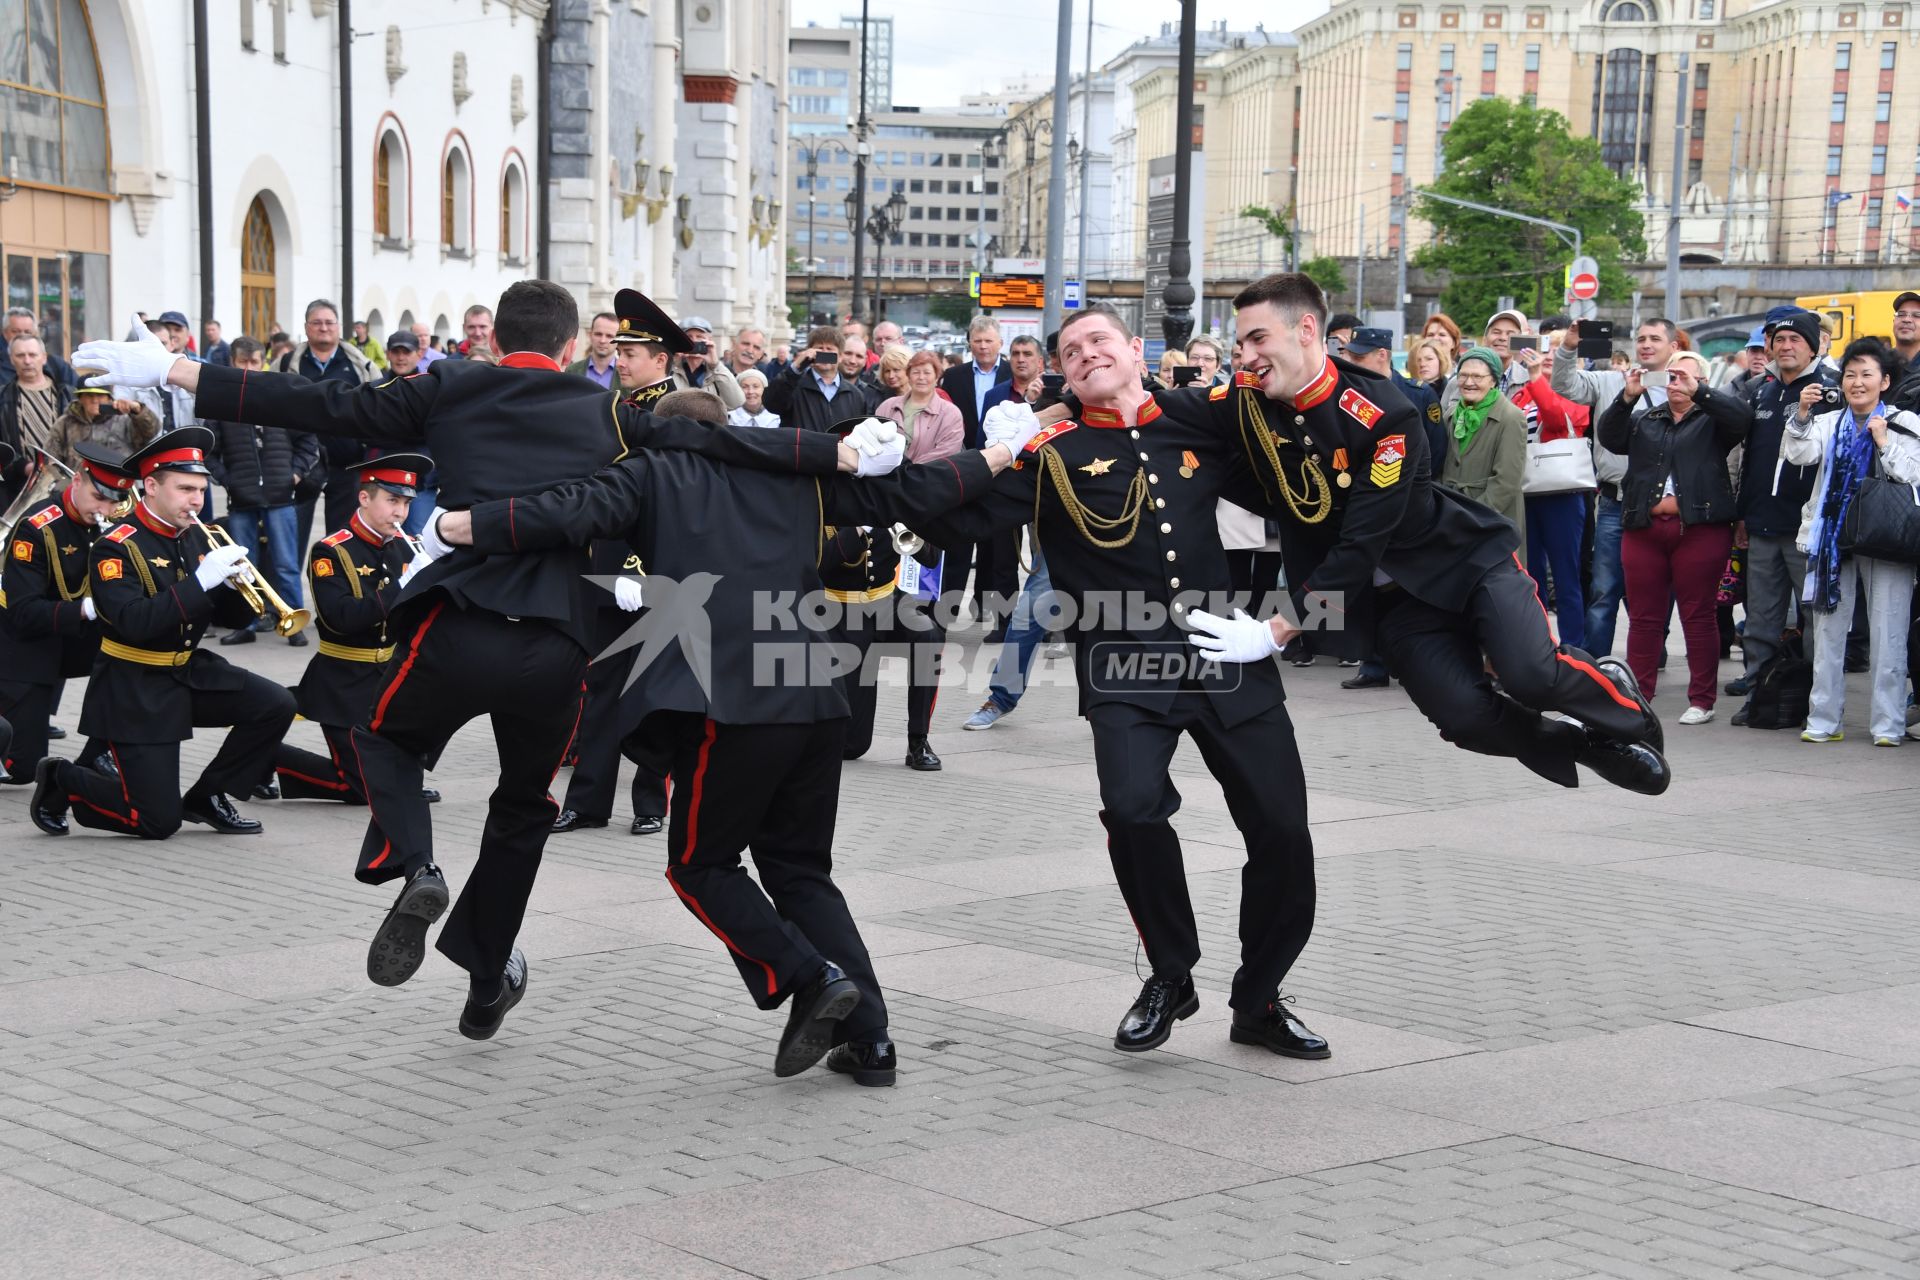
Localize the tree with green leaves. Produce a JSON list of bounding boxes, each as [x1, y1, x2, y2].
[[1300, 255, 1347, 300], [1411, 97, 1645, 325], [1241, 204, 1296, 265]]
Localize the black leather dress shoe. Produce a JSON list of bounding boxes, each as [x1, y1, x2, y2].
[[1114, 974, 1199, 1052], [251, 777, 281, 801], [181, 792, 263, 835], [46, 724, 66, 740], [1594, 656, 1662, 753], [631, 815, 663, 835], [367, 864, 449, 987], [30, 756, 69, 835], [826, 1038, 897, 1087], [904, 739, 942, 771], [1230, 998, 1332, 1059], [421, 787, 442, 803], [218, 627, 258, 646], [775, 963, 862, 1078], [1576, 733, 1672, 796], [551, 809, 608, 833], [459, 948, 528, 1041], [286, 631, 308, 648], [1340, 672, 1390, 690]]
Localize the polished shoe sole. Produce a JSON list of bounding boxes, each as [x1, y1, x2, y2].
[[774, 979, 862, 1078], [1228, 1025, 1333, 1059], [459, 973, 527, 1041], [1113, 992, 1200, 1053], [367, 876, 450, 987]]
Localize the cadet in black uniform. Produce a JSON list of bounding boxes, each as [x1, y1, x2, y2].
[[266, 454, 442, 806], [916, 305, 1328, 1062], [1, 441, 132, 785], [551, 289, 678, 838], [29, 427, 298, 839], [1195, 272, 1669, 795], [437, 405, 1012, 1084], [74, 280, 857, 1040]]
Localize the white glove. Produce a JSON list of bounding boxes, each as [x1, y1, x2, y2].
[[855, 435, 904, 477], [1187, 608, 1283, 664], [71, 314, 180, 390], [80, 597, 97, 621], [613, 576, 644, 612], [193, 542, 253, 592], [843, 417, 898, 458], [417, 507, 454, 559], [983, 401, 1043, 455]]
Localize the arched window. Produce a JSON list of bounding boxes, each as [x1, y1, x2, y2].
[[1601, 0, 1652, 20], [241, 197, 277, 340], [372, 122, 409, 242], [1, 0, 108, 191], [441, 144, 471, 254], [500, 162, 526, 262]]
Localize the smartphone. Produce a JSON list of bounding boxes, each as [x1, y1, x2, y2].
[[1509, 335, 1541, 353], [1576, 319, 1616, 361], [1640, 370, 1669, 390], [811, 350, 838, 368], [1171, 365, 1205, 387], [690, 341, 712, 355], [1035, 372, 1067, 407]]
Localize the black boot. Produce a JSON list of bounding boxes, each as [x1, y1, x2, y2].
[[825, 1038, 897, 1086], [29, 756, 69, 835], [181, 790, 263, 835], [459, 948, 528, 1041], [1230, 996, 1331, 1059], [1113, 974, 1198, 1052], [775, 963, 862, 1078], [366, 863, 449, 987], [1594, 656, 1662, 753], [251, 776, 282, 800], [1576, 732, 1672, 796], [904, 737, 942, 771]]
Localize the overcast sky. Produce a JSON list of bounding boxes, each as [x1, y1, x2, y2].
[[791, 0, 1332, 111]]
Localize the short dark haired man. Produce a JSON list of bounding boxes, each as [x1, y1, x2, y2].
[[764, 325, 858, 434], [567, 311, 620, 388]]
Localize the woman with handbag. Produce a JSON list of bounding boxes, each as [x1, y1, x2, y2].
[[1597, 351, 1750, 724], [1783, 337, 1920, 745], [1514, 347, 1593, 649]]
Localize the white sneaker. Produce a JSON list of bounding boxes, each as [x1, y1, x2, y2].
[[1678, 706, 1715, 726], [1874, 736, 1901, 748], [1801, 728, 1846, 743]]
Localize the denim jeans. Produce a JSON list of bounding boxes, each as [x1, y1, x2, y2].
[[401, 487, 439, 536], [985, 545, 1054, 713], [222, 504, 305, 618], [1584, 495, 1625, 656]]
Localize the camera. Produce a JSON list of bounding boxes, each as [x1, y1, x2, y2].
[[689, 341, 711, 356], [811, 350, 838, 368], [1820, 386, 1844, 409], [1035, 372, 1067, 408]]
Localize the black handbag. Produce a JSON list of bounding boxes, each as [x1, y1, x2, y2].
[[1839, 430, 1920, 565]]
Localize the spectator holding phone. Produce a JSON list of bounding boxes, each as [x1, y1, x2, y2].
[[672, 316, 745, 410], [1186, 336, 1228, 386], [1597, 350, 1751, 724], [1513, 338, 1592, 649], [763, 326, 857, 433]]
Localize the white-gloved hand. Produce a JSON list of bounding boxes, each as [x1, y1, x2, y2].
[[80, 597, 97, 621], [843, 416, 899, 458], [71, 314, 180, 390], [612, 576, 644, 612], [193, 542, 252, 592], [855, 434, 905, 477], [1186, 608, 1283, 664], [417, 507, 454, 559], [983, 401, 1042, 454]]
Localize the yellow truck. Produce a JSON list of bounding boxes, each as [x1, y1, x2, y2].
[[1794, 290, 1905, 345]]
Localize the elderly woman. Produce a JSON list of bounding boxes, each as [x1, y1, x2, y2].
[[1441, 346, 1528, 539], [876, 344, 911, 398], [1186, 335, 1228, 385], [1783, 337, 1920, 745], [1597, 350, 1750, 725], [726, 368, 780, 428]]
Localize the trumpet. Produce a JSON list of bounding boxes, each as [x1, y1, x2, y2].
[[889, 523, 924, 557], [190, 514, 312, 636]]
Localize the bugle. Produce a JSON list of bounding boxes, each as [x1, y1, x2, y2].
[[190, 514, 312, 636]]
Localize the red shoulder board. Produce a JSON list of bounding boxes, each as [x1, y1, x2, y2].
[[103, 524, 136, 544], [1339, 387, 1385, 430], [27, 504, 61, 529], [1233, 370, 1262, 389], [321, 529, 354, 547], [1024, 421, 1080, 453], [1207, 382, 1230, 402]]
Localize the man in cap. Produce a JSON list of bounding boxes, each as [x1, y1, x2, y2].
[[384, 328, 424, 379], [0, 441, 132, 787], [1889, 292, 1920, 404], [671, 315, 745, 411], [262, 454, 442, 808], [374, 333, 439, 535], [28, 426, 297, 839]]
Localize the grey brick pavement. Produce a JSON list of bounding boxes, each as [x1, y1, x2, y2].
[[3, 626, 1918, 1277]]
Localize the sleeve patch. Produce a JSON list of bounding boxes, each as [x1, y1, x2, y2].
[[313, 557, 334, 577], [27, 504, 61, 529], [97, 558, 123, 581], [12, 539, 32, 561], [1370, 434, 1407, 487], [1339, 388, 1384, 429], [1427, 402, 1443, 422], [104, 525, 135, 544]]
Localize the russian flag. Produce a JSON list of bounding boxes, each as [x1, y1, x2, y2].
[[1898, 191, 1913, 211]]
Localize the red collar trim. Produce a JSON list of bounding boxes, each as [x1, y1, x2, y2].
[[60, 487, 85, 523], [1080, 395, 1162, 429], [1295, 359, 1339, 411], [349, 512, 386, 546], [134, 502, 180, 537], [499, 351, 563, 371]]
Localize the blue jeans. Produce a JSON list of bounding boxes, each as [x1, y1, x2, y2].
[[1527, 491, 1588, 651], [401, 487, 438, 536], [1585, 495, 1625, 656], [223, 504, 305, 619], [986, 545, 1055, 712]]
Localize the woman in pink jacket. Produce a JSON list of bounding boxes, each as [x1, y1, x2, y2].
[[875, 349, 964, 462]]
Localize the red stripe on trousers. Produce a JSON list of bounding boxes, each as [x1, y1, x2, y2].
[[664, 718, 779, 998], [370, 600, 445, 731]]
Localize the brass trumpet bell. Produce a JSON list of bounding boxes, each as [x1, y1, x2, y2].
[[191, 515, 312, 636]]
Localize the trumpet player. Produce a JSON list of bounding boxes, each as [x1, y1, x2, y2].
[[28, 426, 298, 839], [0, 441, 134, 787], [264, 454, 442, 807]]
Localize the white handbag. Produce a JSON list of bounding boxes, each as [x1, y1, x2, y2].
[[1523, 438, 1598, 495]]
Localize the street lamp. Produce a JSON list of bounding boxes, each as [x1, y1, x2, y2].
[[795, 139, 850, 325], [975, 135, 1002, 271], [1003, 113, 1052, 256], [864, 188, 909, 323], [1161, 0, 1197, 351]]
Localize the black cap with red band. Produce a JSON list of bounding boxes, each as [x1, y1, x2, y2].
[[72, 441, 136, 494], [123, 425, 215, 479], [355, 452, 432, 498]]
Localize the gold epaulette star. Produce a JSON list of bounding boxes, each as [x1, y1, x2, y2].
[[1079, 457, 1116, 476]]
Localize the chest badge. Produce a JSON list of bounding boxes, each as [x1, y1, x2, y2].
[[150, 556, 170, 569], [356, 563, 376, 576], [61, 543, 77, 555], [1331, 448, 1352, 488], [1079, 457, 1116, 476], [1179, 450, 1199, 479]]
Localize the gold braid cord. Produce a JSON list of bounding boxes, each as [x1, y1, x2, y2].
[[1238, 387, 1332, 525], [1033, 445, 1149, 551]]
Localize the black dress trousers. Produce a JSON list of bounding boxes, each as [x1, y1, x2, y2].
[[562, 609, 668, 822], [839, 593, 946, 759]]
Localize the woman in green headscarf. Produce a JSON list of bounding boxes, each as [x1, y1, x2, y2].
[[1441, 346, 1528, 539]]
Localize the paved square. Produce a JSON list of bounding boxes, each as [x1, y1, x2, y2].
[[4, 631, 1918, 1277]]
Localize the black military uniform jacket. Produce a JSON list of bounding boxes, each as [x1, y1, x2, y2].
[[1, 495, 103, 686], [466, 451, 995, 728], [79, 503, 256, 744], [921, 391, 1286, 726], [298, 513, 410, 726], [1222, 361, 1518, 638], [192, 357, 844, 649]]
